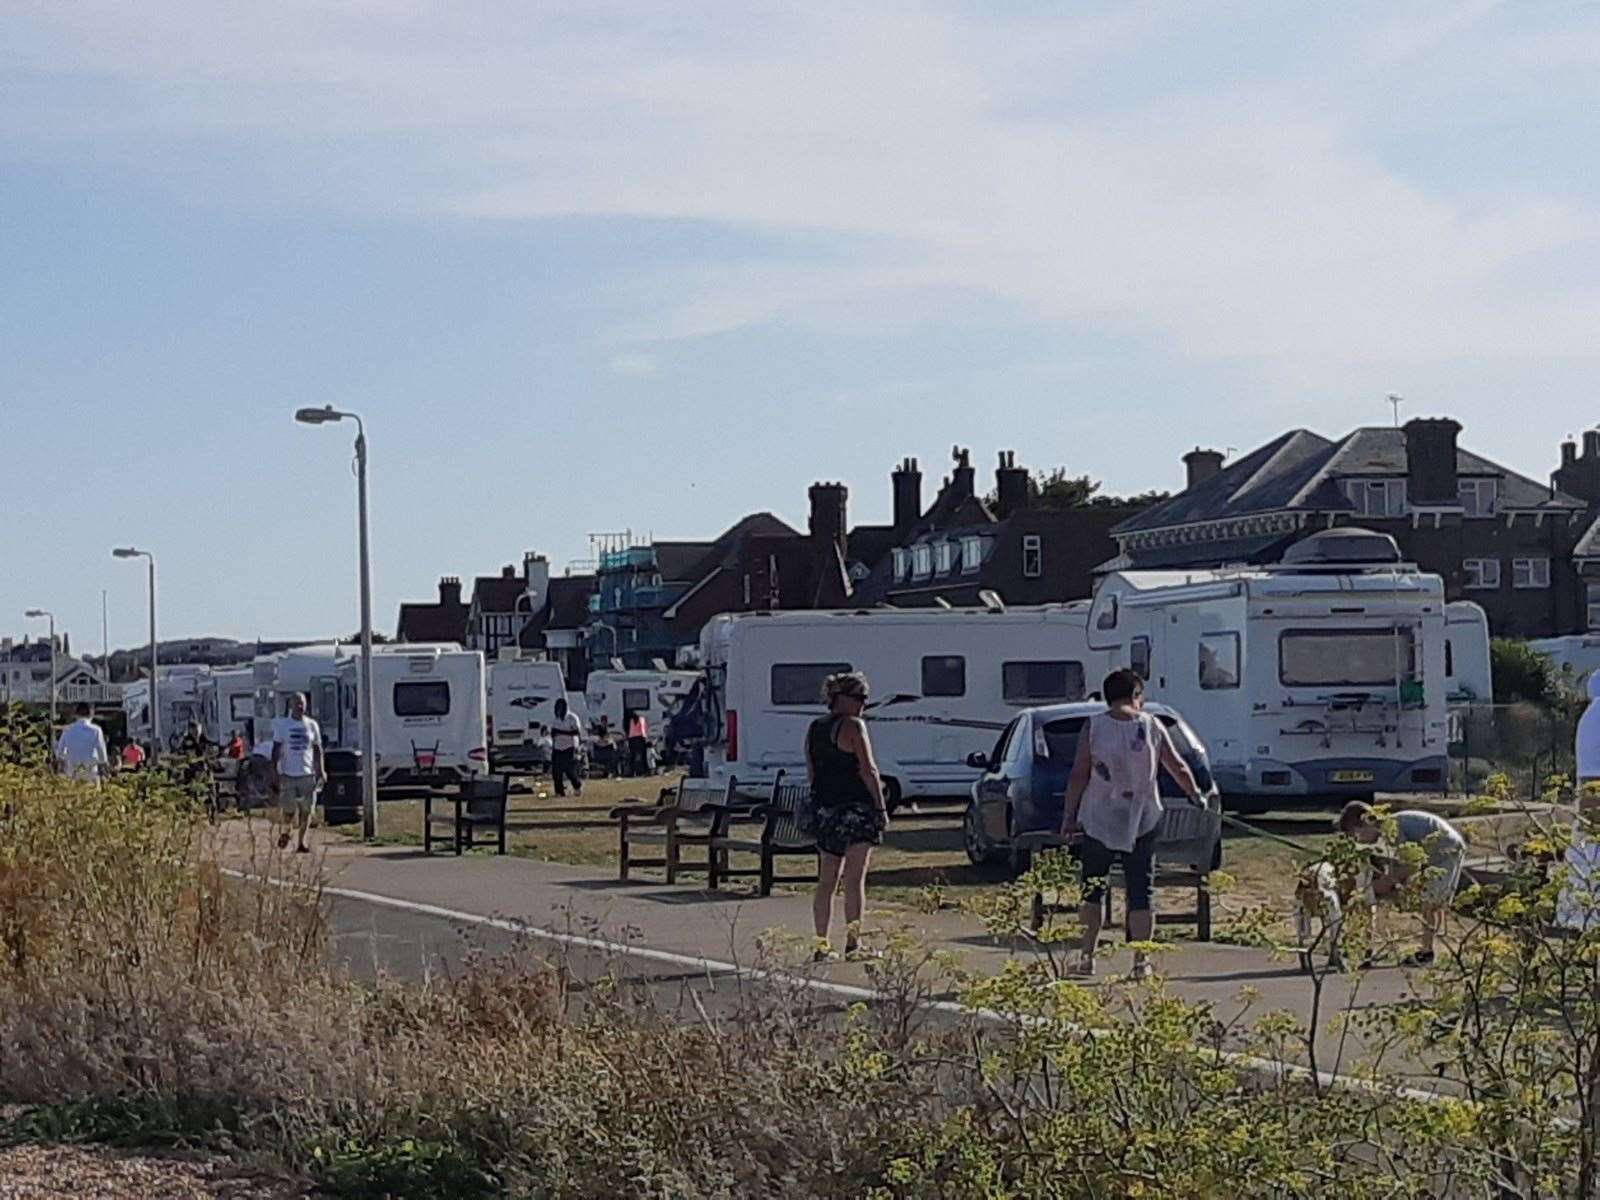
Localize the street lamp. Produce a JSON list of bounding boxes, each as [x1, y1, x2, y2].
[[23, 609, 56, 728], [112, 548, 158, 754], [295, 404, 378, 840]]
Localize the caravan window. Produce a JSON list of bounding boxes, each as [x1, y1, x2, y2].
[[394, 681, 451, 717], [921, 655, 966, 697], [1130, 637, 1152, 681], [771, 663, 852, 706], [229, 695, 254, 721], [1198, 634, 1240, 690], [1280, 629, 1416, 687], [1001, 661, 1085, 704], [622, 687, 652, 712]]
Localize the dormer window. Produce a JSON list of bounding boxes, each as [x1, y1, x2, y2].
[[913, 544, 933, 578], [892, 548, 910, 581], [1458, 478, 1498, 518], [1345, 478, 1407, 517], [935, 541, 954, 575], [961, 536, 983, 573]]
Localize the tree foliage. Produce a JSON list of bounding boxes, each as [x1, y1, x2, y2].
[[1492, 638, 1560, 706], [985, 466, 1170, 512]]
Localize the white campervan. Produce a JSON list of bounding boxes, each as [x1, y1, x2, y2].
[[699, 606, 1108, 807], [1445, 601, 1493, 703], [330, 644, 488, 788], [253, 644, 352, 749], [200, 665, 259, 744], [486, 656, 569, 770], [1088, 538, 1455, 801], [585, 668, 699, 745], [123, 666, 209, 749]]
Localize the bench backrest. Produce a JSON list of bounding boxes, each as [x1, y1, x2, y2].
[[1155, 799, 1222, 873], [459, 775, 509, 819], [766, 780, 816, 850], [675, 777, 731, 815]]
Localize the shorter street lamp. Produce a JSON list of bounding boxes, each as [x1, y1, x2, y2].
[[113, 547, 159, 753], [23, 609, 56, 728]]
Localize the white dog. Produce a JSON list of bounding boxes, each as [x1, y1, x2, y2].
[[1294, 860, 1373, 971]]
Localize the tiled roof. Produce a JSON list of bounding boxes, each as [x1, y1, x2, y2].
[[469, 574, 527, 615], [396, 602, 468, 643]]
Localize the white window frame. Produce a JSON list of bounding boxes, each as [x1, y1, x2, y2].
[[1512, 558, 1551, 590], [1588, 584, 1600, 632], [935, 541, 954, 575], [892, 548, 909, 582], [1022, 534, 1043, 579], [1458, 478, 1499, 518], [912, 544, 933, 579], [1463, 558, 1501, 590], [1345, 478, 1407, 518], [961, 536, 983, 574]]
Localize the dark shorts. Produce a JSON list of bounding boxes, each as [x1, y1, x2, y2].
[[814, 801, 883, 858], [1079, 826, 1159, 911]]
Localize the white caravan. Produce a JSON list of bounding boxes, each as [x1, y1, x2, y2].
[[1529, 634, 1600, 690], [200, 665, 259, 744], [1088, 554, 1454, 801], [1444, 602, 1493, 703], [329, 644, 488, 787], [585, 669, 699, 743], [122, 666, 209, 749], [252, 644, 352, 748], [698, 606, 1108, 806], [486, 656, 570, 769]]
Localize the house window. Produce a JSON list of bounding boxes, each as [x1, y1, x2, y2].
[[1022, 534, 1043, 579], [892, 549, 909, 582], [1512, 558, 1551, 590], [961, 536, 983, 574], [1463, 558, 1501, 590], [1198, 633, 1241, 690], [913, 545, 933, 578], [1459, 479, 1499, 518], [1345, 479, 1408, 517], [921, 655, 966, 697], [1589, 585, 1600, 632], [935, 541, 954, 575]]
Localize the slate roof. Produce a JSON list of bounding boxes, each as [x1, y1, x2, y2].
[[468, 572, 528, 615], [518, 575, 598, 648], [1116, 427, 1581, 536], [396, 601, 468, 643]]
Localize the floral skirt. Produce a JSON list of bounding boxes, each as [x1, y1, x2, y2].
[[813, 800, 883, 858]]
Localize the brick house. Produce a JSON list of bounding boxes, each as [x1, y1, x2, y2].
[[516, 572, 599, 686], [1552, 429, 1600, 631], [395, 576, 470, 643], [1108, 418, 1589, 638]]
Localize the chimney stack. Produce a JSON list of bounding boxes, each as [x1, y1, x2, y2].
[[808, 482, 848, 558], [995, 450, 1030, 518], [439, 577, 463, 607], [1182, 447, 1226, 490], [1563, 438, 1579, 467], [522, 552, 550, 614], [1586, 430, 1600, 460], [1555, 430, 1600, 504], [947, 446, 976, 504], [891, 457, 922, 532], [1403, 417, 1463, 505]]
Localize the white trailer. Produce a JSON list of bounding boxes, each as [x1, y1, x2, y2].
[[1087, 556, 1454, 802], [486, 657, 570, 770], [200, 665, 259, 744], [698, 606, 1108, 806], [584, 669, 699, 744], [331, 644, 488, 787], [1445, 602, 1493, 702], [1529, 634, 1600, 690], [122, 666, 210, 750]]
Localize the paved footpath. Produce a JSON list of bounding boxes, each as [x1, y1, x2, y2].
[[208, 817, 1440, 1086]]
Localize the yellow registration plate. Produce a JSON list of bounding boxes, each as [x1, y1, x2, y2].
[[1330, 770, 1374, 784]]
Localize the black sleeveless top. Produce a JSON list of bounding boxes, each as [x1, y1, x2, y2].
[[807, 716, 873, 809]]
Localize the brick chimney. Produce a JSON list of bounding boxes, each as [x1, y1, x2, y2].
[[947, 446, 976, 504], [1182, 447, 1225, 490], [995, 450, 1030, 518], [439, 577, 463, 608], [522, 552, 550, 614], [892, 457, 922, 532], [1555, 429, 1600, 504], [1402, 417, 1463, 505], [500, 564, 516, 578], [808, 482, 848, 558]]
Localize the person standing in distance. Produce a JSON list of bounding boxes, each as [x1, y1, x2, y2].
[[55, 703, 109, 785], [549, 698, 584, 798], [273, 692, 325, 853]]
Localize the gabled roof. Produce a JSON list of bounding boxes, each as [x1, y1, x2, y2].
[[1576, 511, 1600, 562], [518, 575, 597, 648], [468, 573, 526, 615], [1117, 426, 1582, 537], [397, 602, 468, 643]]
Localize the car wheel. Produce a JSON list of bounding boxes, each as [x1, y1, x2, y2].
[[964, 803, 1005, 867]]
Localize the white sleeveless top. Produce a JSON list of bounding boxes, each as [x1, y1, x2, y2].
[[1079, 711, 1168, 853]]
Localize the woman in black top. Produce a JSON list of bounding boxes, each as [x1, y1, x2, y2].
[[806, 671, 889, 960]]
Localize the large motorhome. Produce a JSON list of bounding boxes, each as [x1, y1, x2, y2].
[[122, 666, 209, 749], [199, 665, 259, 744], [584, 668, 699, 744], [331, 644, 488, 788], [252, 643, 352, 748], [486, 656, 569, 770]]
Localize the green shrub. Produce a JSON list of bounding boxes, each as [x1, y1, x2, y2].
[[1492, 639, 1559, 705]]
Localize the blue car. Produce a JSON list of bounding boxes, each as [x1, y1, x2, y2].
[[963, 700, 1221, 872]]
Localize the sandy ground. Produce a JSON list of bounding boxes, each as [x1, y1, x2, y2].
[[0, 1142, 297, 1199]]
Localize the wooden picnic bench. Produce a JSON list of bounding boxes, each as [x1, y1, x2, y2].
[[1017, 798, 1223, 941], [423, 774, 510, 856], [611, 777, 740, 883], [708, 773, 819, 896]]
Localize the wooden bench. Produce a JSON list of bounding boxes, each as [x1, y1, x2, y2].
[[424, 775, 510, 856], [1018, 798, 1223, 941], [708, 774, 819, 896], [611, 777, 739, 883]]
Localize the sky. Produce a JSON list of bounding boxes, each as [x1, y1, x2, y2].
[[3, 0, 1598, 652]]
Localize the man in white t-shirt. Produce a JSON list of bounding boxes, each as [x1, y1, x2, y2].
[[54, 703, 109, 785], [272, 692, 325, 853], [549, 698, 584, 797]]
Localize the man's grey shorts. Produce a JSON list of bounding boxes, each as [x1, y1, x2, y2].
[[278, 774, 319, 815]]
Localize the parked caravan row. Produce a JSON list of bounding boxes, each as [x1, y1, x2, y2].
[[699, 549, 1485, 809], [122, 667, 208, 749], [584, 668, 699, 742]]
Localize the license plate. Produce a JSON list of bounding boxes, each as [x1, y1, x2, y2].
[[1330, 770, 1374, 784]]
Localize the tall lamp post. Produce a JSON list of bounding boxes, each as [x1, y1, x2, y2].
[[295, 404, 377, 840], [23, 609, 56, 729], [113, 548, 159, 754]]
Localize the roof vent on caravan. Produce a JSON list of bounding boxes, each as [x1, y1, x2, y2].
[[1281, 527, 1403, 571]]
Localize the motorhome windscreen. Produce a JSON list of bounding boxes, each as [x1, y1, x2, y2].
[[1279, 629, 1417, 687], [771, 663, 852, 706], [394, 681, 451, 716], [1001, 661, 1085, 704]]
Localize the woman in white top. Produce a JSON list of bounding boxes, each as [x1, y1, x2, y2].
[[1061, 669, 1202, 977]]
